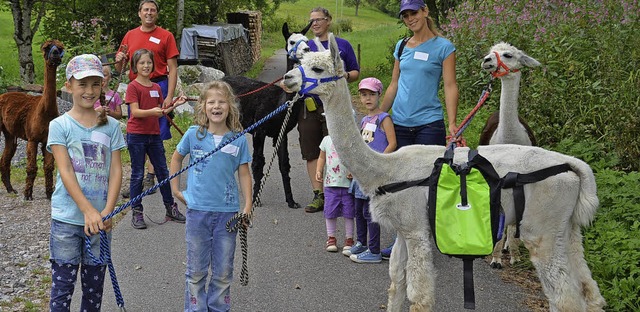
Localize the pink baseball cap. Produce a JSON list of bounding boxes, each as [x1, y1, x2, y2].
[[358, 77, 383, 94], [66, 54, 104, 81]]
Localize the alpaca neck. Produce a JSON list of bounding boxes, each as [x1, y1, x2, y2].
[[321, 79, 385, 189], [497, 73, 523, 135], [42, 64, 59, 117]]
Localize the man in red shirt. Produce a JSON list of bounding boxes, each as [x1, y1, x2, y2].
[[115, 0, 180, 190]]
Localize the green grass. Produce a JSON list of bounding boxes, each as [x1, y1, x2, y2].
[[0, 10, 46, 85], [263, 0, 405, 82]]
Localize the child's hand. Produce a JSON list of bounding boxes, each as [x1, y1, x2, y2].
[[95, 106, 110, 114], [84, 208, 104, 236], [173, 190, 187, 206], [150, 107, 164, 117], [242, 208, 252, 228], [115, 51, 128, 63], [173, 93, 187, 107], [100, 210, 113, 232], [315, 170, 323, 182]]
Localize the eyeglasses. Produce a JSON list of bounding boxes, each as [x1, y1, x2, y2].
[[309, 17, 328, 24]]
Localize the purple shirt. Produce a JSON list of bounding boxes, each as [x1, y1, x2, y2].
[[308, 36, 360, 73]]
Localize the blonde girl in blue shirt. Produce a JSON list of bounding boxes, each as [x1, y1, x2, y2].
[[169, 80, 252, 311]]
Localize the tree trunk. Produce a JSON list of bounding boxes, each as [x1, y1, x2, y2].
[[9, 0, 46, 85], [354, 0, 360, 16], [177, 0, 184, 41]]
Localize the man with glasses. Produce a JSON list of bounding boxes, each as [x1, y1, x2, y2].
[[301, 7, 360, 213]]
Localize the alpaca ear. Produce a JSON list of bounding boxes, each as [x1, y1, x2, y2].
[[282, 22, 291, 40], [328, 34, 341, 70], [520, 54, 541, 68], [301, 20, 312, 36]]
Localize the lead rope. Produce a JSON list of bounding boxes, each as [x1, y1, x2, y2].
[[446, 78, 494, 152], [83, 98, 294, 310], [225, 94, 300, 286]]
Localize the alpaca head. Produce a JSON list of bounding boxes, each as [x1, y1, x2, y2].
[[41, 39, 65, 68], [282, 22, 311, 62], [283, 33, 344, 98], [482, 42, 540, 78]]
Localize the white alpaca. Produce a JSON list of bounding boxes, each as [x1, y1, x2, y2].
[[478, 42, 541, 268], [283, 34, 605, 312], [282, 22, 310, 62]]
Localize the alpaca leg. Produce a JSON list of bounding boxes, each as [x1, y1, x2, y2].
[[0, 134, 18, 194], [387, 234, 408, 312], [250, 132, 266, 206], [405, 234, 435, 312], [276, 136, 300, 208], [24, 141, 39, 200], [568, 223, 605, 311], [490, 233, 506, 269], [42, 143, 55, 199], [522, 225, 587, 312], [507, 225, 521, 265]]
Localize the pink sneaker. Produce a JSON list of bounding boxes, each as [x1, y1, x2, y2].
[[343, 237, 354, 251], [326, 236, 338, 252]]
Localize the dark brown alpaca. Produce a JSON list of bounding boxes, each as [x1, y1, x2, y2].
[[0, 40, 64, 200]]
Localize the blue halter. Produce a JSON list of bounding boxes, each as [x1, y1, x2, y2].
[[296, 65, 343, 97], [287, 38, 308, 63], [48, 44, 64, 66]]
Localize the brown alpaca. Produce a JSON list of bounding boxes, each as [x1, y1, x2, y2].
[[0, 40, 64, 200]]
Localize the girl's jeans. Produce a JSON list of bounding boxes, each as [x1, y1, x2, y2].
[[127, 133, 174, 209], [49, 219, 110, 311], [184, 209, 238, 312], [394, 120, 446, 148], [355, 198, 381, 254]]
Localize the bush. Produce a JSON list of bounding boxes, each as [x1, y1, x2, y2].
[[335, 18, 353, 33], [443, 0, 640, 171]]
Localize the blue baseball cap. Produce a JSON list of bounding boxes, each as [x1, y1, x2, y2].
[[399, 0, 426, 16]]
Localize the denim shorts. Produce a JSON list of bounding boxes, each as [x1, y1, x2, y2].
[[49, 219, 111, 266]]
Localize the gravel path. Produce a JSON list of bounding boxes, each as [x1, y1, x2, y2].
[[0, 97, 71, 310]]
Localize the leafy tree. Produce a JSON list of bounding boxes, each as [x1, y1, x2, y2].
[[7, 0, 47, 84]]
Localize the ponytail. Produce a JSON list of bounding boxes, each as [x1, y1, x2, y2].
[[426, 14, 441, 37], [97, 90, 108, 126]]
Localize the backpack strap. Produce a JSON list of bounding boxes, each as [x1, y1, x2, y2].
[[397, 37, 410, 60], [375, 176, 430, 195], [502, 163, 572, 237], [463, 257, 476, 309]]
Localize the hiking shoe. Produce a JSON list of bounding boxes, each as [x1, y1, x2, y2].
[[165, 202, 186, 223], [342, 238, 354, 251], [144, 173, 157, 194], [304, 190, 324, 213], [131, 209, 147, 229], [343, 241, 367, 257], [350, 249, 382, 263], [381, 243, 394, 260], [326, 236, 338, 252]]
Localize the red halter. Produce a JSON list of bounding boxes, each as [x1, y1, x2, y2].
[[491, 51, 519, 78]]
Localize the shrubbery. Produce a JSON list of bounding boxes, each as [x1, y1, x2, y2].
[[441, 1, 639, 309], [444, 0, 640, 171]]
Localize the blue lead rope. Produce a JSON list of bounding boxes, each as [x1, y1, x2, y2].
[[83, 99, 294, 310]]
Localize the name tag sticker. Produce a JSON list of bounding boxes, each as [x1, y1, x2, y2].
[[149, 36, 160, 44], [364, 122, 377, 132], [221, 144, 239, 157], [91, 131, 111, 147], [150, 90, 160, 98], [414, 51, 429, 61]]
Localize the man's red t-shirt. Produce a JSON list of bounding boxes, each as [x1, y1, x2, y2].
[[119, 26, 179, 81], [125, 80, 163, 135]]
